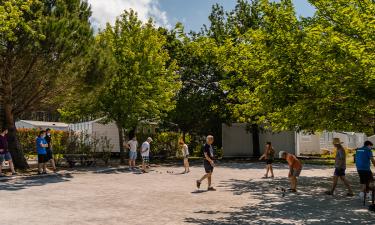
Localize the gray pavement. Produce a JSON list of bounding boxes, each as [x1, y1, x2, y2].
[[1, 163, 374, 225]]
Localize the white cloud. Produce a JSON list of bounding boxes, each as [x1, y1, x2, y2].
[[87, 0, 170, 30]]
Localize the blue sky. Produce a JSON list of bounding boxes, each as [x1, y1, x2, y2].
[[88, 0, 316, 32], [160, 0, 316, 32]]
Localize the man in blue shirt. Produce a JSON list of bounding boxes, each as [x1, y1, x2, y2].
[[36, 131, 48, 174], [356, 141, 375, 197]]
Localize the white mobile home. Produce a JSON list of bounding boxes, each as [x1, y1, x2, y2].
[[69, 119, 120, 152], [16, 120, 69, 131], [222, 123, 367, 157]]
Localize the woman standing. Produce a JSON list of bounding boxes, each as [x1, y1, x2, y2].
[[179, 139, 190, 173], [259, 142, 275, 178]]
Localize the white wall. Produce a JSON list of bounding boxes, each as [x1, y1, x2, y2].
[[222, 123, 253, 157], [15, 121, 34, 129], [92, 122, 120, 152], [259, 131, 296, 156]]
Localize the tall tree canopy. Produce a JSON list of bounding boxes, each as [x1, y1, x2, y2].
[[0, 0, 93, 168], [96, 10, 180, 163]]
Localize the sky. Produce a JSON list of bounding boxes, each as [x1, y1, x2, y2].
[[87, 0, 316, 32]]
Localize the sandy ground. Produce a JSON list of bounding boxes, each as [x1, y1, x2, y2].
[[1, 162, 375, 225]]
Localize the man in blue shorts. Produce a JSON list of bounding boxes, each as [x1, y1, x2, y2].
[[126, 136, 138, 170], [0, 128, 17, 176], [356, 141, 375, 198]]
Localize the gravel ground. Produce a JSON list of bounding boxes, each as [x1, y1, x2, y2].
[[1, 162, 375, 225]]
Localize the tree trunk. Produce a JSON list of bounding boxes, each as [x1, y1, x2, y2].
[[252, 124, 260, 157], [116, 122, 125, 164], [4, 102, 29, 169]]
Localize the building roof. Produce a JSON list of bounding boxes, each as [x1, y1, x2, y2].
[[17, 120, 69, 128]]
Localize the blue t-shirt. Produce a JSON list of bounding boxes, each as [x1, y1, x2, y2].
[[356, 146, 373, 171], [36, 137, 47, 155]]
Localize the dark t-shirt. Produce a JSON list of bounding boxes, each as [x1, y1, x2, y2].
[[0, 135, 9, 154], [203, 144, 214, 161], [45, 134, 52, 150]]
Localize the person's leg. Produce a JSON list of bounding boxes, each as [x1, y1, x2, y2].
[[340, 176, 353, 194], [330, 176, 339, 192], [207, 173, 212, 187], [8, 160, 16, 174], [50, 158, 56, 171], [265, 164, 270, 177], [43, 163, 47, 173], [270, 164, 274, 178], [38, 163, 42, 173], [290, 176, 297, 190]]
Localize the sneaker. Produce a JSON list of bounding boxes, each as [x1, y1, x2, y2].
[[288, 189, 297, 193], [208, 187, 216, 191], [42, 171, 47, 175], [196, 180, 201, 189], [347, 192, 354, 197], [11, 172, 17, 176]]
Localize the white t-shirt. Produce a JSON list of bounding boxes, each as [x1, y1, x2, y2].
[[182, 144, 189, 157], [141, 141, 150, 156], [127, 140, 138, 152]]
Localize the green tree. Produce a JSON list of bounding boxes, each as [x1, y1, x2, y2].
[[97, 10, 180, 163], [221, 0, 375, 135], [0, 0, 93, 168]]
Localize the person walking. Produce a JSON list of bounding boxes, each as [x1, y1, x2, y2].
[[141, 137, 152, 173], [355, 141, 375, 200], [126, 136, 138, 171], [259, 142, 275, 178], [279, 151, 302, 192], [45, 128, 57, 172], [179, 139, 190, 173], [36, 130, 48, 174], [325, 138, 354, 196], [0, 128, 16, 176], [196, 135, 216, 191]]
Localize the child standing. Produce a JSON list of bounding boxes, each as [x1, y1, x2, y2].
[[279, 151, 302, 192], [196, 135, 216, 191], [259, 142, 275, 178], [179, 139, 190, 173]]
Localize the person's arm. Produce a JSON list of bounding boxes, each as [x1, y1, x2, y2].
[[259, 153, 265, 160], [204, 152, 215, 167]]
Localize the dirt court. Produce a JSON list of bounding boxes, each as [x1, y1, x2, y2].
[[1, 162, 375, 225]]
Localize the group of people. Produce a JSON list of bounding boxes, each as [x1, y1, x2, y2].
[[36, 129, 56, 174], [256, 138, 375, 198], [2, 127, 375, 201], [124, 136, 191, 174]]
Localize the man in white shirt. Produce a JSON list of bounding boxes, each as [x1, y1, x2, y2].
[[141, 137, 152, 173], [125, 136, 138, 170]]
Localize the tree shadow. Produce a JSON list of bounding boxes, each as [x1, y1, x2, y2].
[[0, 173, 73, 192], [185, 172, 375, 224]]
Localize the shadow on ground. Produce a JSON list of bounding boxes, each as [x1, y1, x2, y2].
[[0, 173, 73, 191], [185, 172, 375, 225]]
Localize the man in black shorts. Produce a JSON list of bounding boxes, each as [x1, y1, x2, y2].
[[45, 128, 57, 172], [355, 141, 375, 199], [196, 135, 216, 191]]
